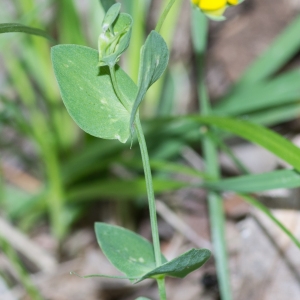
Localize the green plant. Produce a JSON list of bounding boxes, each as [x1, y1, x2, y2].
[[51, 3, 211, 299], [2, 0, 300, 299]]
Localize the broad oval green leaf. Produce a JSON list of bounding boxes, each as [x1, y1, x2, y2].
[[51, 45, 137, 143], [0, 23, 55, 42], [130, 31, 169, 134], [94, 223, 166, 280], [137, 248, 211, 282]]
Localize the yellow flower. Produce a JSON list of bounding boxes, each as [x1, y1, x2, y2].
[[192, 0, 240, 20]]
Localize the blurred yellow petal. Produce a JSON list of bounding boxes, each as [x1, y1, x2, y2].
[[199, 0, 227, 11], [191, 0, 200, 4], [204, 6, 226, 16], [227, 0, 238, 5]]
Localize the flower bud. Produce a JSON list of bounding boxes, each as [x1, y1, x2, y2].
[[98, 4, 132, 67]]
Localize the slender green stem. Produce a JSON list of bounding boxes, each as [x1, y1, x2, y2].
[[109, 64, 166, 298], [135, 119, 162, 267], [192, 7, 232, 300], [155, 0, 179, 33], [109, 65, 162, 267], [109, 66, 131, 110], [157, 278, 167, 300]]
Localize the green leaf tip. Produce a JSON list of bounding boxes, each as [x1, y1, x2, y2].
[[99, 0, 116, 12], [130, 31, 169, 137], [98, 4, 133, 67], [136, 248, 211, 282], [102, 3, 121, 32]]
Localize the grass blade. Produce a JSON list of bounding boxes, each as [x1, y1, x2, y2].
[[68, 178, 188, 202], [0, 236, 44, 300], [0, 23, 54, 41], [238, 14, 300, 84], [239, 194, 300, 249], [192, 7, 232, 300], [215, 70, 300, 116], [187, 116, 300, 171], [205, 169, 300, 193], [245, 103, 300, 127]]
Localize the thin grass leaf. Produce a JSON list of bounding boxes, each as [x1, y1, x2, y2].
[[187, 116, 300, 172], [215, 70, 300, 116], [239, 194, 300, 249], [0, 237, 43, 300], [204, 169, 300, 193], [0, 23, 54, 42], [208, 192, 231, 299], [67, 178, 188, 202], [245, 103, 300, 127], [122, 159, 209, 179], [238, 14, 300, 84], [192, 7, 232, 300]]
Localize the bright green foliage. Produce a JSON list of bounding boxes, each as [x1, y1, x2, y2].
[[130, 31, 169, 134], [95, 223, 166, 280], [137, 248, 211, 282], [0, 23, 54, 41], [98, 8, 132, 67], [51, 45, 137, 143]]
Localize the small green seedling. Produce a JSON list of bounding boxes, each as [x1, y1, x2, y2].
[[51, 3, 211, 299]]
